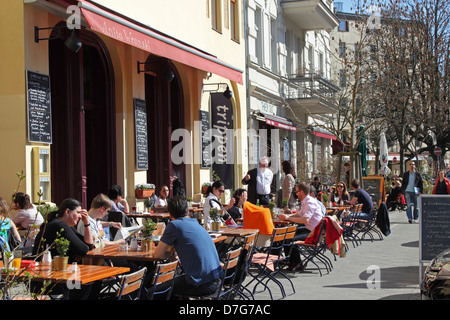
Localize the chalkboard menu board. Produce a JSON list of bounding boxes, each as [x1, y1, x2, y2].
[[420, 195, 450, 262], [200, 110, 211, 168], [363, 176, 385, 207], [27, 70, 52, 144], [134, 98, 148, 170]]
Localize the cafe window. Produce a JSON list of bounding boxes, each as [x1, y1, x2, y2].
[[230, 0, 239, 42], [212, 0, 222, 33]]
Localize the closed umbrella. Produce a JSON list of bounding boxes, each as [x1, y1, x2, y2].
[[357, 126, 367, 177], [379, 132, 391, 176]]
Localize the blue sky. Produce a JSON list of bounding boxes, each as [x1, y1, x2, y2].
[[334, 0, 356, 12]]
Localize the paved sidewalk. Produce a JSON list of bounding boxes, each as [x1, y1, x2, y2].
[[247, 209, 423, 300]]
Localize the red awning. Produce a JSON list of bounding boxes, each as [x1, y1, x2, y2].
[[259, 113, 297, 131], [314, 130, 336, 140], [77, 0, 243, 84]]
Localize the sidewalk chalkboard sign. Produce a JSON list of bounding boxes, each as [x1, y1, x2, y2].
[[200, 110, 211, 168], [363, 175, 385, 207], [27, 70, 52, 144], [420, 195, 450, 262], [134, 98, 148, 170]]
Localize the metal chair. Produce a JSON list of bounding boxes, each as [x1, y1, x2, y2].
[[247, 227, 289, 299], [293, 219, 332, 276]]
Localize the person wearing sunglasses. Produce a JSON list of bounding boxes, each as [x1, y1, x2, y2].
[[329, 181, 350, 206], [202, 181, 235, 230], [400, 161, 423, 223]]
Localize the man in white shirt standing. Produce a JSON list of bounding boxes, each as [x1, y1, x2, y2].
[[242, 156, 273, 205], [279, 182, 324, 270]]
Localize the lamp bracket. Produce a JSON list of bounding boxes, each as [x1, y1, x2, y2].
[[34, 26, 66, 43]]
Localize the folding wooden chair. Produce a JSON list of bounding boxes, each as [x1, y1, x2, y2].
[[115, 267, 147, 300], [147, 260, 179, 300], [247, 227, 289, 300], [341, 204, 362, 248], [214, 247, 242, 300], [293, 219, 332, 276], [230, 232, 258, 300]]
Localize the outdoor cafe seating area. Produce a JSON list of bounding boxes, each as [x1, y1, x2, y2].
[[1, 200, 386, 300]]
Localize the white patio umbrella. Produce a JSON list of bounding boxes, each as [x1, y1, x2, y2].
[[379, 132, 391, 176]]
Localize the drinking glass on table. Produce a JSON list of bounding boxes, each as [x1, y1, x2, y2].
[[12, 250, 22, 269]]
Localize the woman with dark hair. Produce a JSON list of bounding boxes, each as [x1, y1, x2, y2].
[[227, 188, 248, 221], [11, 192, 44, 229], [33, 198, 94, 263], [202, 181, 235, 230], [329, 181, 350, 205], [281, 160, 297, 209]]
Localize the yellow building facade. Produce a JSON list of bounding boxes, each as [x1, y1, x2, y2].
[[0, 0, 246, 209]]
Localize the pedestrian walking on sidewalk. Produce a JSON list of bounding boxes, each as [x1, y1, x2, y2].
[[401, 161, 423, 223]]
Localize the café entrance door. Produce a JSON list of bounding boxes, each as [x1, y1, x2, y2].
[[49, 26, 116, 208], [144, 56, 185, 194]]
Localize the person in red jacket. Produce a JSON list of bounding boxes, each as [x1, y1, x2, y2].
[[432, 169, 450, 195]]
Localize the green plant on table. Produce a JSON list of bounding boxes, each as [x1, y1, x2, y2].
[[142, 220, 157, 239], [209, 207, 221, 222], [54, 232, 70, 257]]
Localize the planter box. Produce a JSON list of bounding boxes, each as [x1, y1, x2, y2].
[[135, 189, 155, 198]]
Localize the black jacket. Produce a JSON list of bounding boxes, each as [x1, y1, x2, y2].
[[242, 168, 258, 205], [400, 170, 424, 194], [376, 202, 391, 236]]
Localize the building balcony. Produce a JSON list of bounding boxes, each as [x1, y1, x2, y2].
[[281, 0, 339, 31], [285, 70, 340, 114]]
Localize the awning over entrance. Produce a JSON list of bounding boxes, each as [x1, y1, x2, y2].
[[77, 0, 243, 84], [313, 130, 336, 140], [255, 112, 297, 131]]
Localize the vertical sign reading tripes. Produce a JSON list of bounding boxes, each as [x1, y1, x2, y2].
[[134, 98, 148, 170], [27, 70, 52, 144]]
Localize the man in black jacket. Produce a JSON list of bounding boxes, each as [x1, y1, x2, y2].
[[400, 161, 423, 223]]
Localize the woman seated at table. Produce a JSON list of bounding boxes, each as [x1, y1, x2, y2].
[[33, 198, 94, 263], [0, 197, 21, 252], [329, 181, 350, 206], [154, 185, 169, 208], [227, 188, 247, 221], [11, 192, 44, 230], [202, 181, 235, 230]]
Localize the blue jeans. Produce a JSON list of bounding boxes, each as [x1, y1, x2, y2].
[[405, 191, 419, 220]]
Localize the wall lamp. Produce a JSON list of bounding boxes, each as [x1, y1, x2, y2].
[[137, 61, 175, 81], [203, 83, 233, 99], [35, 26, 82, 53]]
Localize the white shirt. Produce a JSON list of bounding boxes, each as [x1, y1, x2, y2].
[[12, 206, 44, 229], [256, 167, 273, 195], [203, 193, 222, 230], [299, 195, 324, 231], [154, 197, 168, 207]]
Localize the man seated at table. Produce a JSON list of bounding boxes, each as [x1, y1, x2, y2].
[[76, 193, 124, 247], [152, 196, 223, 298], [349, 179, 374, 220], [279, 182, 324, 270]]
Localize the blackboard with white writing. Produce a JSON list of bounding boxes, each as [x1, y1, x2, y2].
[[27, 70, 52, 144], [200, 110, 211, 168], [420, 195, 450, 262], [134, 98, 148, 170]]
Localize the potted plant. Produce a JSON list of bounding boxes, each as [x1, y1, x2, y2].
[[209, 207, 222, 231], [135, 183, 155, 198], [143, 197, 154, 213], [141, 220, 157, 252], [201, 182, 211, 195], [268, 201, 276, 219], [186, 197, 192, 207], [282, 198, 288, 209], [52, 235, 70, 271]]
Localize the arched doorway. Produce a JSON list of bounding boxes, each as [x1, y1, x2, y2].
[[144, 56, 185, 194], [49, 24, 116, 208]]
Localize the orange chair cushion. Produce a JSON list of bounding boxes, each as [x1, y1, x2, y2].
[[243, 201, 274, 235]]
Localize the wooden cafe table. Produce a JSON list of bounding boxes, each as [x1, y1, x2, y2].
[[0, 261, 129, 286]]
